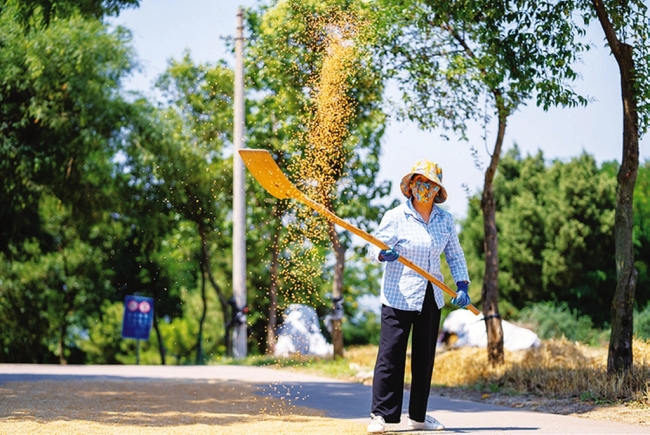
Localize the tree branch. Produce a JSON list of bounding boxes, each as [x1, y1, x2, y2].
[[590, 0, 623, 61]]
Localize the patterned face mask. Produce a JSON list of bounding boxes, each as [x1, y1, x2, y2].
[[400, 159, 447, 203], [411, 180, 440, 203]]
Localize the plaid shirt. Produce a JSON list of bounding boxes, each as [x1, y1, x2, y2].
[[369, 199, 470, 311]]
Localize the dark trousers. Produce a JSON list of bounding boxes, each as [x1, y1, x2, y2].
[[371, 283, 442, 423]]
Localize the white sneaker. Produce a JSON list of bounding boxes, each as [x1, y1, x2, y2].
[[367, 413, 386, 433], [407, 415, 445, 431]]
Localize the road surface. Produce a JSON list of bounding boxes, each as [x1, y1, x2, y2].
[[0, 364, 645, 434]]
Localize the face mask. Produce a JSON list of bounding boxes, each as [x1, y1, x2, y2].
[[411, 180, 440, 203]]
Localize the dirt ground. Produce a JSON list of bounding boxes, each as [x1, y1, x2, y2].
[[0, 379, 366, 435]]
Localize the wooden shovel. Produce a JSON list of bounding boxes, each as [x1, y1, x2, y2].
[[238, 149, 480, 315]]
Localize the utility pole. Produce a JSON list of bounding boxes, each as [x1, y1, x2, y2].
[[232, 7, 247, 359]]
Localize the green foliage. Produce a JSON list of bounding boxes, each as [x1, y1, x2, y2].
[[243, 0, 393, 354], [515, 301, 606, 345], [459, 150, 650, 327], [0, 0, 398, 363], [0, 250, 55, 362], [0, 0, 140, 28], [366, 0, 589, 136], [342, 311, 381, 346], [0, 7, 136, 253], [79, 301, 125, 364], [0, 4, 195, 363], [0, 8, 141, 362], [122, 52, 238, 358], [634, 304, 650, 340], [633, 161, 650, 302], [160, 287, 226, 364], [79, 284, 228, 365]]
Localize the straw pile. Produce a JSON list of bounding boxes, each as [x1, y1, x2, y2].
[[342, 338, 650, 410]]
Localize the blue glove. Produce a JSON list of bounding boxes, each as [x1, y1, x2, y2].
[[379, 248, 399, 262], [451, 281, 471, 308]]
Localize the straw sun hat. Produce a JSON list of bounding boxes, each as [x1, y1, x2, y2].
[[399, 159, 448, 204]]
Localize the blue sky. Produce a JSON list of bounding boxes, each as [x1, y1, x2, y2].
[[110, 0, 649, 219]]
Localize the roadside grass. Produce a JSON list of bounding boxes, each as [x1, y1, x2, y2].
[[429, 337, 650, 406], [226, 338, 650, 407]]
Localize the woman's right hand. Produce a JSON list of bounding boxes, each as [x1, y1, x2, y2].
[[379, 248, 399, 262]]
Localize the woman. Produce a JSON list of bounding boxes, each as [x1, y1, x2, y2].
[[367, 159, 471, 433]]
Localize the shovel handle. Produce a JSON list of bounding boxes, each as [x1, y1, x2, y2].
[[396, 256, 481, 315], [300, 195, 480, 315]]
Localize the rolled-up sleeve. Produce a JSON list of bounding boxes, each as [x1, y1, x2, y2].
[[368, 209, 399, 262], [444, 223, 470, 284]]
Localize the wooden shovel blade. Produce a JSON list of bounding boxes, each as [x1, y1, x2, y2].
[[238, 149, 301, 200], [238, 148, 480, 316]]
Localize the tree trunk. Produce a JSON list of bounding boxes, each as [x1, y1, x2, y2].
[[59, 248, 71, 365], [328, 220, 346, 358], [152, 313, 166, 365], [197, 221, 231, 348], [445, 27, 506, 366], [145, 249, 166, 365], [608, 49, 639, 372], [266, 205, 284, 355], [196, 263, 208, 364], [481, 93, 507, 366], [58, 323, 67, 365], [591, 0, 640, 374]]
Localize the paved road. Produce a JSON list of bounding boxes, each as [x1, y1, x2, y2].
[[0, 364, 644, 434]]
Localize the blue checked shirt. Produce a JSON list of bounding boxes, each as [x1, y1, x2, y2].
[[369, 200, 470, 311]]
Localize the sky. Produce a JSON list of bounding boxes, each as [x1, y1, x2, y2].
[[110, 0, 650, 219]]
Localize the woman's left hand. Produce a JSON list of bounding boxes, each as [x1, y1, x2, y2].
[[451, 290, 471, 308], [451, 281, 471, 308]]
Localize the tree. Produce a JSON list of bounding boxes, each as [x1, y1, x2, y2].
[[582, 0, 650, 374], [0, 6, 141, 362], [107, 101, 187, 365], [368, 0, 588, 365], [0, 0, 139, 28], [126, 53, 236, 360], [0, 8, 136, 253], [245, 0, 390, 357], [460, 150, 650, 338], [460, 148, 620, 323]]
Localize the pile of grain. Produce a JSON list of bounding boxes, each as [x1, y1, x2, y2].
[[0, 378, 365, 435]]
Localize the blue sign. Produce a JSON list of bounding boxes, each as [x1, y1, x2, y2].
[[121, 295, 154, 340]]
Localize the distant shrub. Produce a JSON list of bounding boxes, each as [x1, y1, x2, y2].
[[78, 301, 133, 364], [634, 304, 650, 340], [343, 311, 381, 346], [516, 301, 604, 345]]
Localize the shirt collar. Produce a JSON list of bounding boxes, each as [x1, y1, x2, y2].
[[405, 198, 439, 220]]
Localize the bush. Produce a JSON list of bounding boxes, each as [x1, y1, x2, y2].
[[515, 301, 605, 345], [78, 300, 163, 364], [78, 301, 127, 364], [635, 304, 650, 340], [343, 311, 381, 346]]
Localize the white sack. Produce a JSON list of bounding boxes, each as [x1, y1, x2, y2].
[[441, 309, 540, 351], [274, 304, 333, 357]]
